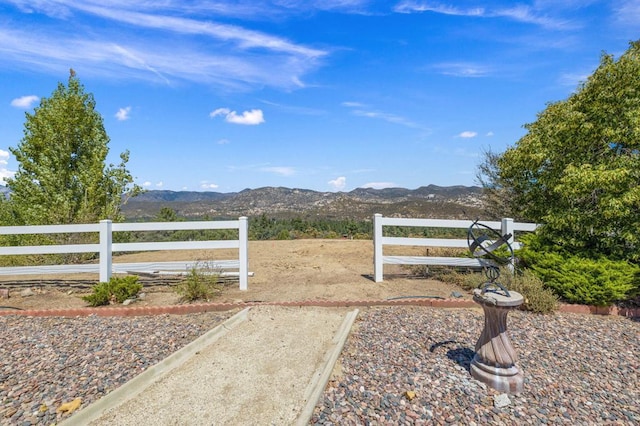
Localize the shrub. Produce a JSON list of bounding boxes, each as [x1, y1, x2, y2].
[[498, 268, 559, 314], [459, 267, 558, 314], [517, 233, 640, 306], [175, 262, 222, 302], [83, 276, 143, 307]]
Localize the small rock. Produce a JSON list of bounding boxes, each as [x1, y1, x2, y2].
[[138, 292, 147, 300], [494, 393, 511, 408], [4, 407, 18, 418], [20, 288, 35, 297], [450, 291, 463, 298], [123, 299, 134, 306]]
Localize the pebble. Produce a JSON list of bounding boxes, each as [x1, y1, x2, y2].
[[311, 307, 640, 425], [1, 311, 233, 425]]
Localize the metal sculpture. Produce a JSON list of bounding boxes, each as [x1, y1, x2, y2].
[[467, 219, 524, 394]]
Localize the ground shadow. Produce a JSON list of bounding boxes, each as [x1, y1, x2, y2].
[[429, 340, 475, 372]]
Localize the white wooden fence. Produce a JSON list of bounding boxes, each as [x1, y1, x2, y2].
[[373, 213, 538, 282], [0, 218, 249, 290]]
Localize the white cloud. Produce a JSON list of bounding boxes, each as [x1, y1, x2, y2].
[[0, 1, 328, 91], [10, 95, 39, 109], [486, 131, 494, 137], [155, 181, 164, 188], [0, 149, 14, 185], [261, 166, 295, 176], [459, 131, 478, 138], [341, 101, 365, 108], [558, 71, 590, 88], [200, 181, 219, 190], [361, 182, 396, 189], [217, 138, 230, 144], [210, 108, 265, 125], [342, 103, 422, 129], [394, 1, 576, 30], [614, 0, 640, 26], [115, 106, 132, 121], [142, 181, 152, 187], [431, 62, 491, 78], [328, 176, 346, 190]]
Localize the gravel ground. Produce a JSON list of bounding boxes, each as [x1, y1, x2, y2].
[[1, 307, 638, 426], [0, 311, 234, 425], [312, 307, 640, 426]]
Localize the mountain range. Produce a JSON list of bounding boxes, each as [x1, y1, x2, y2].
[[120, 185, 486, 221]]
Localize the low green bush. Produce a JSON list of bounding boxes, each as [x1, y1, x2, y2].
[[517, 234, 640, 306], [497, 268, 559, 314], [175, 262, 222, 302], [83, 276, 143, 307]]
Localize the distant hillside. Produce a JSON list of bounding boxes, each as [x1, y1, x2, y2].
[[122, 185, 486, 221]]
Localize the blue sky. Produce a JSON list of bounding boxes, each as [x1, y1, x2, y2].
[[0, 1, 638, 193]]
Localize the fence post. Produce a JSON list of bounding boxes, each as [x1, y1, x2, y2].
[[238, 216, 248, 291], [501, 217, 515, 273], [373, 213, 383, 282], [99, 220, 113, 282]]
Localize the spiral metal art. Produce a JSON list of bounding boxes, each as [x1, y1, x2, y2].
[[467, 219, 514, 297]]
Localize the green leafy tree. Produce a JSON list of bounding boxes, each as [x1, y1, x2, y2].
[[156, 207, 179, 222], [4, 70, 141, 226], [480, 41, 640, 262]]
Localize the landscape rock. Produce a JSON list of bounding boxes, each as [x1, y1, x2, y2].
[[19, 288, 34, 297], [493, 393, 511, 408]]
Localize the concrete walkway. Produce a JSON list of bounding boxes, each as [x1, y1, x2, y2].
[[60, 306, 359, 426]]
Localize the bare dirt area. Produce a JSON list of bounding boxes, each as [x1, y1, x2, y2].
[[1, 239, 470, 311]]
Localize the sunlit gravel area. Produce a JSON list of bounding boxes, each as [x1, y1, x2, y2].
[[0, 311, 233, 425], [311, 307, 640, 425], [1, 307, 638, 425]]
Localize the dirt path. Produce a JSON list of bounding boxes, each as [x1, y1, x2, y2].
[[2, 239, 470, 310], [70, 306, 357, 426]]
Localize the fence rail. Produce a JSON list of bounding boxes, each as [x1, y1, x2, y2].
[[0, 218, 249, 290], [373, 214, 538, 282]]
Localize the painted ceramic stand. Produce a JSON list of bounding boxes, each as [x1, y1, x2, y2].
[[471, 287, 524, 394]]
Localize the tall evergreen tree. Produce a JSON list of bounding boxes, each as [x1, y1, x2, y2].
[[5, 70, 141, 225]]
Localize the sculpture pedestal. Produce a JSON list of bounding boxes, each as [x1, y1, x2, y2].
[[471, 288, 524, 394]]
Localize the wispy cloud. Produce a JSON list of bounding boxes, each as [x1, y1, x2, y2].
[[0, 1, 327, 90], [557, 71, 591, 88], [430, 62, 492, 78], [261, 166, 296, 176], [394, 1, 577, 30], [342, 102, 423, 128], [328, 176, 347, 190], [341, 101, 365, 108], [260, 99, 326, 116], [10, 95, 39, 108], [115, 106, 131, 121], [613, 0, 640, 26], [210, 108, 265, 125]]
